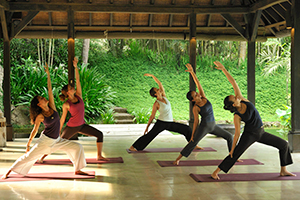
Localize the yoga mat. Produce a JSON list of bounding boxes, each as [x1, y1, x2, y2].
[[157, 159, 264, 167], [190, 172, 300, 182], [0, 171, 95, 182], [35, 157, 124, 165], [126, 147, 216, 153]]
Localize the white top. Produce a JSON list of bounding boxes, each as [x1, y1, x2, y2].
[[157, 97, 173, 122]]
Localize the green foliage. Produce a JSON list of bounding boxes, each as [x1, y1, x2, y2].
[[131, 108, 151, 124], [100, 109, 115, 124], [275, 105, 291, 139]]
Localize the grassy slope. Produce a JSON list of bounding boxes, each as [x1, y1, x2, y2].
[[93, 56, 288, 123]]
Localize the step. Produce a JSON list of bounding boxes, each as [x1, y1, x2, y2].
[[113, 107, 128, 113], [115, 119, 135, 124], [113, 113, 135, 120]]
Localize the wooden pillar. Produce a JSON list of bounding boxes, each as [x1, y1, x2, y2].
[[247, 41, 256, 104], [3, 40, 13, 141], [288, 0, 300, 152], [67, 9, 77, 140], [189, 13, 197, 128], [68, 9, 75, 87]]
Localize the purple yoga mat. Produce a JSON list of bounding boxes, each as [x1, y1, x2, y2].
[[35, 157, 124, 165], [0, 171, 95, 182], [190, 172, 300, 182], [126, 147, 216, 153], [157, 159, 264, 167]]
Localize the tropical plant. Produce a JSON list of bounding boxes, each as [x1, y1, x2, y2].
[[131, 108, 151, 124], [100, 109, 115, 124], [276, 105, 291, 138]]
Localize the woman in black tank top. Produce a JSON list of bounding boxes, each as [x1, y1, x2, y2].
[[211, 61, 295, 180]]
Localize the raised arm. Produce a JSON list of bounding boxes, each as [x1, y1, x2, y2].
[[26, 115, 43, 153], [60, 102, 70, 133], [73, 57, 82, 98], [144, 73, 166, 97], [185, 63, 206, 98], [44, 63, 56, 111], [213, 61, 244, 100]]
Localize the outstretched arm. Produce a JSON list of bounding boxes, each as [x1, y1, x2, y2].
[[60, 102, 69, 133], [73, 57, 82, 98], [185, 63, 206, 98], [144, 102, 159, 135], [214, 61, 244, 100], [26, 115, 43, 153], [144, 73, 166, 97], [44, 63, 56, 111]]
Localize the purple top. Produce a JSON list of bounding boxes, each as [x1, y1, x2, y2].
[[43, 110, 60, 139]]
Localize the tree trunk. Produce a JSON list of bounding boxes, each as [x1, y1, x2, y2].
[[239, 41, 247, 66], [82, 39, 90, 64]]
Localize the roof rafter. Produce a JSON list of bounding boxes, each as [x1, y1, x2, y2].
[[8, 3, 249, 14], [250, 0, 289, 12], [12, 11, 39, 39]]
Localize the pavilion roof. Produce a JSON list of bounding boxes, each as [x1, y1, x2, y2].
[[0, 0, 292, 41]]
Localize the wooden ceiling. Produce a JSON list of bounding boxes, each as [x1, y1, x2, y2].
[[0, 0, 293, 41]]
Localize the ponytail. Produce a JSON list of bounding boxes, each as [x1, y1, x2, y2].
[[223, 96, 237, 113]]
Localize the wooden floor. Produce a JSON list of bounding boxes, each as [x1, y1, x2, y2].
[[0, 131, 300, 200]]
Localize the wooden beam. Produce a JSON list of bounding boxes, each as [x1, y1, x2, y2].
[[0, 8, 9, 41], [207, 14, 212, 26], [8, 3, 250, 14], [89, 13, 92, 26], [11, 11, 39, 39], [247, 41, 256, 105], [0, 0, 9, 10], [221, 14, 247, 40], [110, 13, 113, 26], [250, 10, 262, 42], [49, 12, 52, 26], [250, 0, 288, 12], [149, 14, 153, 26]]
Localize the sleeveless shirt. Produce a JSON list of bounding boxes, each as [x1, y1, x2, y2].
[[66, 95, 85, 127], [235, 101, 263, 132], [196, 99, 215, 123], [157, 97, 173, 122], [43, 110, 60, 139]]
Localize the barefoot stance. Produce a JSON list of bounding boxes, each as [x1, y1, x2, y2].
[[75, 170, 89, 175], [129, 146, 137, 152], [236, 159, 243, 162], [211, 173, 220, 180], [195, 146, 204, 150], [173, 160, 180, 166], [97, 156, 109, 161], [280, 171, 296, 177]]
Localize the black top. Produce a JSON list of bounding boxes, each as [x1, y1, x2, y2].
[[235, 101, 263, 132]]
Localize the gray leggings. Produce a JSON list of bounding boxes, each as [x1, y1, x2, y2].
[[180, 121, 233, 157]]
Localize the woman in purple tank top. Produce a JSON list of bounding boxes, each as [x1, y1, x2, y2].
[[2, 64, 87, 179], [211, 61, 294, 180]]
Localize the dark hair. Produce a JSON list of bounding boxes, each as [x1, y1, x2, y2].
[[223, 95, 237, 113], [30, 95, 43, 124], [149, 87, 157, 98], [186, 91, 195, 107], [59, 84, 69, 101]]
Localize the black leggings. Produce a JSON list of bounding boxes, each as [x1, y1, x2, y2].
[[219, 127, 293, 173], [132, 119, 192, 151], [180, 121, 233, 157], [61, 124, 104, 143]]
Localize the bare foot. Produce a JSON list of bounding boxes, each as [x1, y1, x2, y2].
[[97, 156, 109, 161], [211, 173, 220, 180], [129, 146, 137, 152], [75, 170, 89, 175], [1, 170, 11, 179], [280, 171, 296, 177], [173, 160, 180, 166], [37, 159, 44, 164], [195, 146, 204, 150], [237, 159, 243, 162]]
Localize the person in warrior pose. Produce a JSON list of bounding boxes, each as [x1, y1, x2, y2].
[[211, 61, 295, 180], [129, 73, 202, 152], [39, 57, 108, 162], [173, 63, 233, 165], [2, 64, 87, 179]]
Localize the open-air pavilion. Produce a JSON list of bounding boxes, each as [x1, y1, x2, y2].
[[1, 0, 300, 199]]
